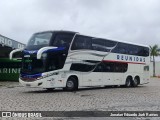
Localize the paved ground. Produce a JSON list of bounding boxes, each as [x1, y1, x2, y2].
[[0, 78, 160, 120]]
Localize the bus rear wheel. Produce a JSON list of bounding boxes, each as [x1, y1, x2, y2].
[[65, 77, 78, 91], [132, 77, 138, 87], [125, 77, 132, 87]]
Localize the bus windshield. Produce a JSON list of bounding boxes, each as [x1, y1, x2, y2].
[[21, 57, 45, 74], [26, 32, 52, 50], [21, 52, 66, 74], [22, 32, 75, 74]]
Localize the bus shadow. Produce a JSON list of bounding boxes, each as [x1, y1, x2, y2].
[[77, 85, 145, 92], [23, 85, 145, 94]]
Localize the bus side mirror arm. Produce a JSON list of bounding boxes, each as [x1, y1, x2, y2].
[[9, 48, 24, 59], [37, 47, 58, 59]]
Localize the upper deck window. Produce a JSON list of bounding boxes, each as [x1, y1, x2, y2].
[[71, 35, 92, 50], [112, 42, 149, 57], [92, 39, 106, 52], [92, 39, 117, 52], [52, 33, 74, 48]]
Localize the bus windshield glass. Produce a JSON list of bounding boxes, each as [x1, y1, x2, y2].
[[26, 32, 52, 50], [21, 57, 45, 74]]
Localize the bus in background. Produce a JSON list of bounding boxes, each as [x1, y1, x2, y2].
[[0, 34, 25, 81], [0, 58, 21, 81], [10, 31, 150, 90]]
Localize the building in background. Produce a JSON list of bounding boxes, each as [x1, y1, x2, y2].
[[0, 34, 25, 81]]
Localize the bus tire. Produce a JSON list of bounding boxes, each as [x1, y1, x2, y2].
[[132, 77, 139, 87], [125, 77, 132, 87], [65, 77, 78, 91]]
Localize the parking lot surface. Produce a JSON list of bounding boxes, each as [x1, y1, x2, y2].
[[0, 78, 160, 120]]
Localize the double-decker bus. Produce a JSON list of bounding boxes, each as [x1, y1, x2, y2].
[[10, 31, 150, 91]]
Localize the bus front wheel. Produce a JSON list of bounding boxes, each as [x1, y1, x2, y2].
[[65, 77, 78, 91]]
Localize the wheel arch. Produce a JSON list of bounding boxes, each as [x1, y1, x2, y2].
[[67, 75, 79, 87], [126, 75, 133, 81]]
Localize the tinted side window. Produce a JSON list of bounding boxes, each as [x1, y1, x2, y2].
[[94, 62, 115, 72], [70, 63, 95, 72], [46, 52, 66, 71], [114, 63, 128, 72], [105, 39, 117, 47], [112, 43, 149, 57], [92, 39, 117, 52], [143, 47, 149, 56], [71, 35, 92, 50], [52, 33, 74, 48], [93, 63, 105, 72], [103, 62, 115, 72], [112, 43, 128, 54], [137, 46, 143, 56], [144, 66, 149, 71], [128, 45, 138, 55], [137, 47, 149, 56], [94, 62, 128, 73], [92, 39, 106, 52]]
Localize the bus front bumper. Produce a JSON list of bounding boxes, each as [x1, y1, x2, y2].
[[19, 77, 65, 88]]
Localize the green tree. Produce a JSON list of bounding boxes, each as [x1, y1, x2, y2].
[[150, 45, 160, 77]]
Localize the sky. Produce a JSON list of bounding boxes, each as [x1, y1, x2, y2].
[[0, 0, 160, 47]]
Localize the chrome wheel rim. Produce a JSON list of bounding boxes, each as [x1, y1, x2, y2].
[[127, 79, 131, 86], [67, 81, 74, 88], [134, 78, 138, 85]]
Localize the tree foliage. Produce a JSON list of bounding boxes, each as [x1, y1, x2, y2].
[[150, 45, 160, 58], [150, 45, 160, 76]]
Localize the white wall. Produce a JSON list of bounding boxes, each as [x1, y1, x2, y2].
[[150, 61, 160, 76]]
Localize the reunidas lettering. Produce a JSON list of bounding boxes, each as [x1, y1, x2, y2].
[[117, 55, 145, 63]]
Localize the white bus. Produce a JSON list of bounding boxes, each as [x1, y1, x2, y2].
[[10, 31, 150, 91]]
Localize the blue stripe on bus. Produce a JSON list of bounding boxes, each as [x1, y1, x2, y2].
[[23, 47, 65, 55], [43, 47, 65, 53]]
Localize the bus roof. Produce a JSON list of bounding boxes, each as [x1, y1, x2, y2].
[[94, 37, 149, 48], [78, 33, 149, 48], [34, 30, 78, 35]]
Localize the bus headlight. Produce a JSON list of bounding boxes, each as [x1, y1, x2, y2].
[[37, 76, 43, 80]]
